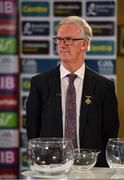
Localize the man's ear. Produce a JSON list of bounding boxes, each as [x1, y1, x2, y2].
[[81, 39, 89, 51]]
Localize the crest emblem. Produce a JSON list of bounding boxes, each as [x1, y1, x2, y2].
[[85, 96, 92, 104]]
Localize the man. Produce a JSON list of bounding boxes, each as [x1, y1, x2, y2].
[[26, 16, 119, 167]]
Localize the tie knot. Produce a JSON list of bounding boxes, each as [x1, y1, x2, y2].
[[68, 74, 77, 83]]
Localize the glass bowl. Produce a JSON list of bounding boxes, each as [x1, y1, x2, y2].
[[72, 149, 100, 171], [27, 138, 74, 176], [106, 138, 124, 171]]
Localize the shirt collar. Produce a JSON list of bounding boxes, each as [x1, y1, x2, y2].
[[60, 63, 85, 80]]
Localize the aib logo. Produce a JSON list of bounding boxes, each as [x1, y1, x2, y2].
[[0, 75, 17, 92], [0, 1, 16, 16], [0, 149, 17, 166]]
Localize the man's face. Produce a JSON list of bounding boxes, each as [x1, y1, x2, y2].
[[57, 23, 86, 64]]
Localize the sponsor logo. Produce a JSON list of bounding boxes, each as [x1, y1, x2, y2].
[[22, 21, 49, 36], [0, 74, 18, 92], [22, 40, 49, 55], [54, 2, 82, 16], [0, 148, 18, 167], [0, 0, 16, 17], [0, 129, 19, 148], [87, 21, 115, 36], [21, 1, 49, 16], [97, 59, 115, 75], [85, 59, 115, 75], [0, 112, 18, 128], [86, 1, 115, 17], [0, 94, 18, 109], [21, 59, 37, 74], [0, 55, 18, 73], [87, 40, 115, 55], [21, 58, 59, 74], [0, 19, 16, 36], [20, 149, 29, 170], [0, 37, 17, 54], [0, 168, 17, 178], [21, 76, 31, 92]]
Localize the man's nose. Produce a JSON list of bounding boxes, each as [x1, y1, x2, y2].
[[58, 40, 67, 47], [62, 39, 66, 44]]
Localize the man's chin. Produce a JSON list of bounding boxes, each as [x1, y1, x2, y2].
[[59, 55, 70, 61], [61, 59, 72, 64]]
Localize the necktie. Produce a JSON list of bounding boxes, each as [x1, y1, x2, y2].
[[65, 74, 77, 148]]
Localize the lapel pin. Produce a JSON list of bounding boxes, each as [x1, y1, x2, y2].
[[85, 96, 92, 105]]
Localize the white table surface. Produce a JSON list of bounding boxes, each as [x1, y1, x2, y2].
[[20, 168, 124, 179]]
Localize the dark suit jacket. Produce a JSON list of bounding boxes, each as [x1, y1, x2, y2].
[[26, 65, 119, 167]]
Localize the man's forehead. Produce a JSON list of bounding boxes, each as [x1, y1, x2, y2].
[[57, 23, 81, 35], [58, 23, 81, 29]]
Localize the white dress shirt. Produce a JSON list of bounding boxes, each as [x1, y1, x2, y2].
[[60, 63, 85, 148]]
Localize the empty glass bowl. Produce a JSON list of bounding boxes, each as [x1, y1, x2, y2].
[[72, 149, 100, 170], [27, 138, 74, 176], [106, 138, 124, 171]]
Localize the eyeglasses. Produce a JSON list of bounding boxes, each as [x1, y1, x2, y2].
[[53, 37, 86, 45]]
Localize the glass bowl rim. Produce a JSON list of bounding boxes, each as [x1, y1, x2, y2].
[[108, 138, 124, 143], [28, 137, 73, 144], [74, 148, 101, 154]]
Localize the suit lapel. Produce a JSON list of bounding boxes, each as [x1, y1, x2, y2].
[[79, 67, 95, 140], [48, 66, 63, 135]]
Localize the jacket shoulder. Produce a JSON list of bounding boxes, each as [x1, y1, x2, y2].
[[86, 66, 114, 86], [31, 66, 59, 82]]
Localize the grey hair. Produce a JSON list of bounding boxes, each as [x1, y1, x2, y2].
[[57, 16, 93, 50]]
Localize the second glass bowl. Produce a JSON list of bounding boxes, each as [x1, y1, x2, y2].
[[72, 149, 100, 170]]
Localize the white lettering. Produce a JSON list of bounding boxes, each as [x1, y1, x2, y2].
[[0, 1, 14, 13], [0, 151, 14, 164], [6, 151, 14, 163], [0, 77, 15, 90], [0, 99, 17, 106]]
